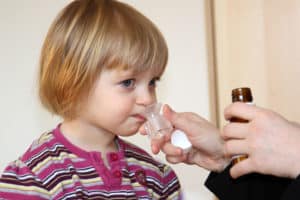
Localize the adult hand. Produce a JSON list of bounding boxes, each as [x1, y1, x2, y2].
[[223, 102, 300, 179], [140, 105, 229, 172]]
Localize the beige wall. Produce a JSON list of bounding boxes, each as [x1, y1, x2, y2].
[[263, 0, 300, 121], [213, 0, 300, 126]]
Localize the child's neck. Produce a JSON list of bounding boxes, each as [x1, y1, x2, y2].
[[60, 119, 118, 154]]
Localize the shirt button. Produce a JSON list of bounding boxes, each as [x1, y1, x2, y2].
[[135, 170, 146, 185], [113, 170, 122, 178], [110, 153, 119, 161]]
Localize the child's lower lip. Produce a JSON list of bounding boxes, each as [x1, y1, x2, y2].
[[133, 114, 146, 121]]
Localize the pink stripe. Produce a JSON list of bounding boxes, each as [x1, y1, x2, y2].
[[0, 192, 47, 200]]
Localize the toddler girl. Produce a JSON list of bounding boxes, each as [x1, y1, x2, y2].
[[0, 0, 182, 199]]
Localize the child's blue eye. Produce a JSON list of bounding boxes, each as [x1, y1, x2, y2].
[[121, 79, 135, 88]]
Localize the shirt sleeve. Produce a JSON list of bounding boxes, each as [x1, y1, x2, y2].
[[0, 159, 49, 200], [205, 166, 291, 200], [281, 174, 300, 200]]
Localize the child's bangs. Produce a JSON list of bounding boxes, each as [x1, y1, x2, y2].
[[104, 6, 168, 76], [120, 32, 168, 76]]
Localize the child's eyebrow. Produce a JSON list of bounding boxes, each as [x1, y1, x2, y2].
[[115, 70, 137, 77], [113, 68, 162, 80]]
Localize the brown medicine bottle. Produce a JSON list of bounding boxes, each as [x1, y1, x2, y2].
[[230, 87, 253, 165]]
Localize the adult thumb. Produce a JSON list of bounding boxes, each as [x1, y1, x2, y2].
[[163, 104, 189, 130], [162, 104, 175, 122]]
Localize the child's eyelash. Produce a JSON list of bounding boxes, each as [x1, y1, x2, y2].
[[150, 77, 160, 85], [120, 79, 135, 88], [119, 77, 160, 89]]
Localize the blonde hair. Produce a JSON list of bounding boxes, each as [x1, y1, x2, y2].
[[39, 0, 168, 119]]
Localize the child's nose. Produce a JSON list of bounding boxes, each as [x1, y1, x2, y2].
[[136, 90, 156, 106]]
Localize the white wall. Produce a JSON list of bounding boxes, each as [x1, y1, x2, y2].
[[0, 1, 214, 199]]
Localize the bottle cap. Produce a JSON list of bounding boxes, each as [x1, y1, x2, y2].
[[171, 130, 192, 153], [231, 87, 253, 102]]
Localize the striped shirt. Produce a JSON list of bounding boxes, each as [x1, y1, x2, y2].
[[0, 126, 182, 199]]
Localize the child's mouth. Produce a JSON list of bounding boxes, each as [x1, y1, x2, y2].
[[132, 114, 146, 122]]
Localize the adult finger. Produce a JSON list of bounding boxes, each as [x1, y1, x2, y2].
[[224, 102, 260, 121], [161, 142, 183, 156], [150, 135, 167, 154], [224, 139, 248, 157], [230, 158, 254, 178], [166, 154, 187, 164], [162, 104, 175, 122], [162, 104, 197, 134], [138, 123, 147, 135], [222, 122, 249, 140]]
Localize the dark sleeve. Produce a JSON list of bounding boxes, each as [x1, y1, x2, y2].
[[205, 166, 291, 200], [281, 174, 300, 200]]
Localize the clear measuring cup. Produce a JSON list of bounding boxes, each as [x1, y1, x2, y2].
[[143, 103, 192, 153]]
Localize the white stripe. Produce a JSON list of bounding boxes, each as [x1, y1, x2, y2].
[[25, 143, 65, 165], [1, 172, 38, 181], [60, 189, 136, 200], [43, 166, 95, 185]]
